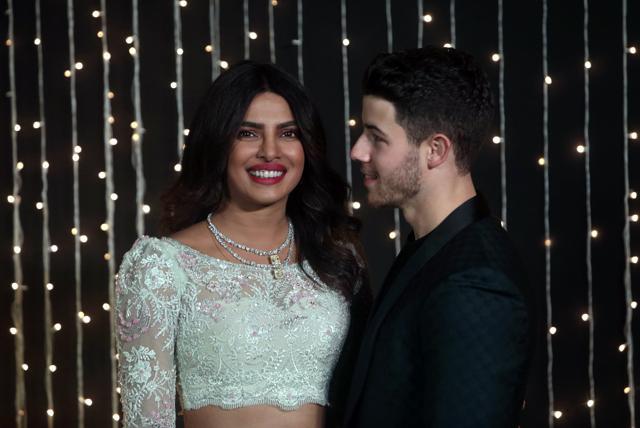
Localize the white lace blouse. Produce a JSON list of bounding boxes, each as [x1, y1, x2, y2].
[[115, 236, 350, 428]]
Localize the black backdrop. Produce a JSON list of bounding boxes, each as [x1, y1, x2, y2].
[[1, 0, 639, 427]]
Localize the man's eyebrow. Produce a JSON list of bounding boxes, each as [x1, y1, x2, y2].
[[239, 120, 298, 129], [364, 123, 388, 137]]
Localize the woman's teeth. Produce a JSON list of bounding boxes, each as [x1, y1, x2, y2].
[[249, 170, 284, 178]]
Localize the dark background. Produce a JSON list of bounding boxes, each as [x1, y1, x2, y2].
[[1, 0, 639, 426]]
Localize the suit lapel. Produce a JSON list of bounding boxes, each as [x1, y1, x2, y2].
[[344, 195, 490, 423]]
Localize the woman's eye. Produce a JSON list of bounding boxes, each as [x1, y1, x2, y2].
[[237, 129, 257, 138], [281, 129, 299, 139]]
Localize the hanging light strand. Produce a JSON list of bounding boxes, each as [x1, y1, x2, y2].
[[622, 0, 637, 425], [542, 0, 554, 425], [100, 2, 119, 426], [340, 0, 352, 192], [173, 0, 185, 160], [7, 0, 27, 426], [268, 0, 275, 63], [583, 0, 596, 426], [417, 0, 423, 48], [243, 0, 249, 59], [131, 0, 146, 237], [450, 0, 456, 47], [209, 0, 221, 80], [498, 0, 507, 228], [66, 0, 84, 425], [35, 0, 54, 425], [296, 0, 303, 83], [385, 0, 401, 255]]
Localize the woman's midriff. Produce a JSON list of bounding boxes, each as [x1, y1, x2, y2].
[[183, 403, 325, 428]]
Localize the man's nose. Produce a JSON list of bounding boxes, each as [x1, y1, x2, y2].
[[351, 134, 370, 163]]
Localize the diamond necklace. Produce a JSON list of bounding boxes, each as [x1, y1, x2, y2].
[[206, 214, 294, 279]]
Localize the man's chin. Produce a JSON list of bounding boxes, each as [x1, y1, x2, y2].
[[366, 193, 400, 208]]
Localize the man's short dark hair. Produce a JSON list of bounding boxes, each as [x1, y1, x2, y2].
[[362, 46, 495, 173]]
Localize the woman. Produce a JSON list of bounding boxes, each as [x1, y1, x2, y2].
[[116, 61, 370, 428]]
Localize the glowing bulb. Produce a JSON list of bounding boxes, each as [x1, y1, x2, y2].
[[110, 193, 118, 201], [46, 283, 53, 290], [84, 398, 93, 406], [42, 161, 49, 169], [342, 38, 350, 46], [129, 47, 137, 56], [491, 53, 500, 62], [349, 119, 357, 127], [538, 157, 546, 166], [130, 121, 138, 129], [11, 282, 19, 290], [170, 81, 178, 89], [388, 231, 398, 240], [113, 414, 121, 421], [16, 161, 24, 170], [584, 60, 592, 69], [249, 32, 258, 40], [549, 326, 557, 335], [205, 44, 213, 53], [619, 344, 627, 352], [10, 327, 17, 335], [132, 133, 140, 142], [624, 387, 631, 394], [116, 387, 121, 394], [103, 52, 111, 61], [581, 313, 590, 321], [98, 171, 106, 179], [183, 128, 190, 136], [97, 31, 104, 38], [576, 144, 585, 153], [632, 214, 639, 222], [14, 124, 21, 132], [108, 116, 115, 124], [79, 235, 88, 243], [50, 244, 58, 252], [7, 195, 15, 203], [492, 136, 501, 144], [628, 46, 637, 54], [72, 153, 80, 162], [82, 315, 91, 324], [272, 0, 278, 5], [545, 76, 552, 85], [91, 10, 101, 18], [179, 0, 187, 6], [630, 132, 638, 140], [177, 48, 184, 55], [443, 43, 453, 48], [101, 223, 109, 231], [13, 246, 21, 254], [109, 138, 118, 146], [74, 62, 83, 70], [108, 91, 115, 99], [220, 60, 229, 69], [423, 14, 433, 23], [5, 39, 11, 46], [78, 311, 85, 319], [64, 69, 71, 78], [544, 238, 552, 247], [104, 253, 112, 261], [33, 121, 41, 129], [631, 301, 638, 309], [143, 204, 151, 214], [590, 229, 598, 238], [22, 364, 29, 371], [34, 38, 41, 45], [47, 409, 54, 417], [630, 191, 637, 199], [125, 36, 134, 44], [352, 201, 361, 210], [102, 303, 111, 311], [631, 256, 638, 264], [174, 163, 182, 172], [74, 145, 82, 153], [553, 411, 563, 419], [53, 323, 61, 331], [49, 364, 57, 372], [587, 400, 594, 408]]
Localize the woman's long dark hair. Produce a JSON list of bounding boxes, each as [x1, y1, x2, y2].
[[160, 61, 364, 298]]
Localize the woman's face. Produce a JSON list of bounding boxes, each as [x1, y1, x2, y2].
[[226, 92, 305, 210]]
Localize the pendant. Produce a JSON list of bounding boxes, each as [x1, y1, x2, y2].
[[269, 254, 284, 280]]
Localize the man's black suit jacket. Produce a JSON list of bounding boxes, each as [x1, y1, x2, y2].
[[343, 195, 533, 428]]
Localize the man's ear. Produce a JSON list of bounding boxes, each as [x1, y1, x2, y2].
[[423, 133, 453, 169]]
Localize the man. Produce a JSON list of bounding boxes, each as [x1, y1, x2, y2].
[[344, 46, 533, 427]]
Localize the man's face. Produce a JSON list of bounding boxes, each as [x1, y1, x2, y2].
[[351, 95, 422, 208]]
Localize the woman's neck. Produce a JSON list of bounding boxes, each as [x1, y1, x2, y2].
[[212, 201, 290, 249]]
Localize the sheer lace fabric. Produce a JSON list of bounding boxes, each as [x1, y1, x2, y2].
[[116, 237, 349, 427]]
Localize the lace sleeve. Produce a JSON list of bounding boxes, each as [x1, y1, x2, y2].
[[116, 237, 182, 428]]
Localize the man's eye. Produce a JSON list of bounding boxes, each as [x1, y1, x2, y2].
[[370, 134, 384, 144]]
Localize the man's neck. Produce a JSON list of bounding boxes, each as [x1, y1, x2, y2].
[[401, 174, 476, 239]]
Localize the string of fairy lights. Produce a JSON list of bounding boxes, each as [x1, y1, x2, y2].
[[621, 0, 637, 426], [3, 1, 639, 426], [541, 0, 555, 426], [6, 0, 26, 425]]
